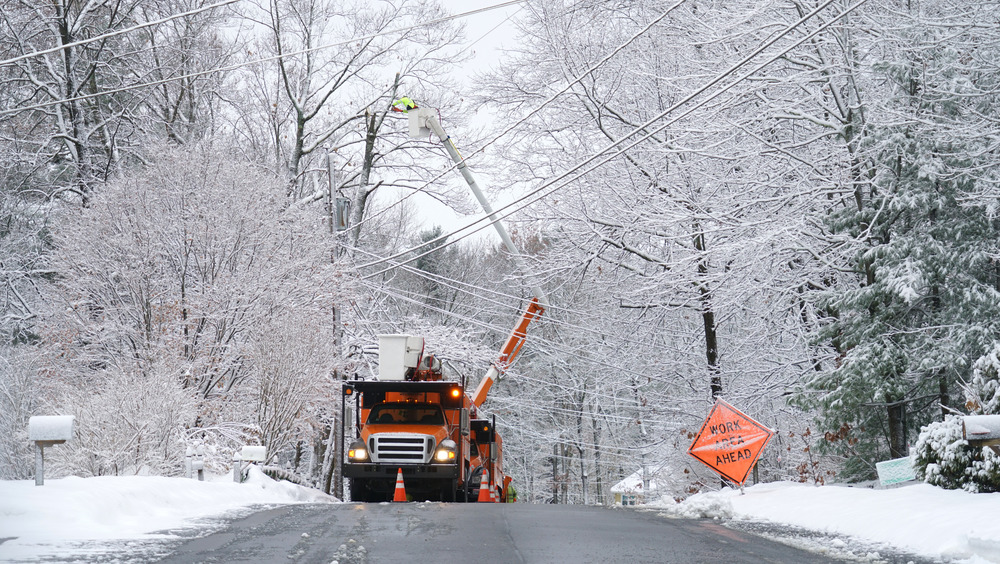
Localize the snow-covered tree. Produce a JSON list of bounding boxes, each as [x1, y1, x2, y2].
[[801, 1, 1000, 479], [0, 346, 39, 479], [38, 143, 344, 475], [229, 0, 470, 229], [0, 0, 241, 201]]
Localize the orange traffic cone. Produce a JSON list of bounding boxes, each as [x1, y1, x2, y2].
[[393, 468, 407, 502], [477, 470, 492, 502]]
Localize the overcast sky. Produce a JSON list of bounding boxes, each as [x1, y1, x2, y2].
[[443, 0, 522, 86]]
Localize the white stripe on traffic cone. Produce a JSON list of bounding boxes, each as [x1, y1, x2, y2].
[[393, 468, 407, 502]]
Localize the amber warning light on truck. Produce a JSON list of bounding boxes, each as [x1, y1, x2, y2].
[[687, 399, 774, 485]]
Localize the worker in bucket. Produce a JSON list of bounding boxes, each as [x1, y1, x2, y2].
[[392, 97, 417, 113]]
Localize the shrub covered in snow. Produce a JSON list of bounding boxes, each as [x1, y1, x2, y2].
[[966, 343, 1000, 415], [913, 416, 1000, 493]]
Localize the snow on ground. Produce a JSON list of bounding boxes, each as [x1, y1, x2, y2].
[[650, 481, 1000, 563], [0, 466, 335, 562], [2, 472, 1000, 563]]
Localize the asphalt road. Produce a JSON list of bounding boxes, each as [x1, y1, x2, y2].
[[156, 502, 846, 564]]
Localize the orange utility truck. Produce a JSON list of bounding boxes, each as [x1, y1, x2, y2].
[[343, 335, 511, 502]]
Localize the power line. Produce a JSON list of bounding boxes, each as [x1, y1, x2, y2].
[[0, 0, 240, 68], [357, 278, 692, 391], [0, 0, 526, 118], [353, 248, 807, 428], [355, 0, 852, 273], [342, 0, 688, 240], [459, 1, 523, 57], [353, 0, 866, 279], [341, 0, 863, 405], [348, 242, 690, 340]]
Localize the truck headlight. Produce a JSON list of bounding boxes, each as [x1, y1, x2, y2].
[[434, 439, 457, 462], [348, 440, 369, 462]]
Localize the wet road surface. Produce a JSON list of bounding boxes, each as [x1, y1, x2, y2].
[[156, 502, 847, 564]]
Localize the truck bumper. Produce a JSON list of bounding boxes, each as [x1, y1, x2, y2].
[[344, 463, 459, 480]]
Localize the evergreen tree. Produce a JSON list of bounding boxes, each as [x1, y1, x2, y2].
[[802, 5, 1000, 479]]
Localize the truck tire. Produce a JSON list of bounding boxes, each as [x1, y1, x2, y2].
[[441, 479, 457, 502], [349, 479, 372, 502]]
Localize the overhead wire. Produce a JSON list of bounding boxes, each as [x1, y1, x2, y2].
[[340, 0, 866, 412], [0, 0, 526, 118], [347, 242, 691, 341], [0, 0, 241, 68], [356, 278, 701, 394], [460, 1, 523, 55], [341, 0, 690, 242], [352, 0, 867, 280]]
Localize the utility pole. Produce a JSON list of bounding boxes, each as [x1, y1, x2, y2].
[[325, 149, 348, 499]]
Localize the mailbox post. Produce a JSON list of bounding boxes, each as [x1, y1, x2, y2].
[[28, 416, 75, 486], [185, 445, 206, 480], [233, 445, 267, 483]]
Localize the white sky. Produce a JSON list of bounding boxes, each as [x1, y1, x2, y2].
[[3, 470, 999, 562], [445, 0, 521, 86]]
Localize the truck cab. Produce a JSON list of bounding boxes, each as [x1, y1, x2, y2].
[[343, 335, 509, 503], [344, 380, 470, 501]]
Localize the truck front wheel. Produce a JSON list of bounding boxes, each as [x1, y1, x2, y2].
[[349, 479, 375, 502], [440, 479, 457, 502]]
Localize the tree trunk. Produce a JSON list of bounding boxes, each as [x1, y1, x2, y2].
[[693, 228, 721, 398], [592, 409, 603, 505], [349, 77, 399, 249], [55, 2, 91, 203], [576, 428, 587, 504], [560, 445, 571, 504], [321, 422, 335, 494], [939, 374, 949, 420], [887, 402, 907, 458], [550, 444, 559, 504]]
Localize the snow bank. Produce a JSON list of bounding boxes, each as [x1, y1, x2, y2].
[[0, 466, 334, 561], [652, 482, 1000, 563]]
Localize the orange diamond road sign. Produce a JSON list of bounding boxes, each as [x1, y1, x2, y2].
[[688, 399, 774, 485]]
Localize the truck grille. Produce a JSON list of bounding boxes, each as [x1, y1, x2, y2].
[[369, 434, 434, 464]]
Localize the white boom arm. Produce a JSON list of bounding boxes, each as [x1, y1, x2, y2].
[[408, 106, 548, 406]]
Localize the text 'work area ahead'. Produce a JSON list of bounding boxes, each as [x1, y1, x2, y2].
[[687, 399, 774, 485]]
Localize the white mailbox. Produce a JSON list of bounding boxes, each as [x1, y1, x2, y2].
[[29, 415, 75, 443], [240, 445, 267, 463], [28, 415, 75, 486], [233, 445, 268, 483]]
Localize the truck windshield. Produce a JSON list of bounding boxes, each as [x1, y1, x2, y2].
[[367, 403, 445, 425]]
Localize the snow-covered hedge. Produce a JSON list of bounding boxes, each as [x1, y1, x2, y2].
[[913, 416, 1000, 493]]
